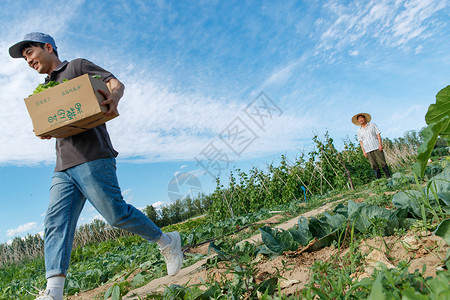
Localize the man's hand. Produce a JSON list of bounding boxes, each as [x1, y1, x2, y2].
[[377, 133, 383, 152], [364, 152, 368, 158], [98, 89, 119, 116], [98, 78, 124, 116]]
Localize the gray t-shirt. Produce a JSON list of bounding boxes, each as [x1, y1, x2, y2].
[[45, 59, 119, 171]]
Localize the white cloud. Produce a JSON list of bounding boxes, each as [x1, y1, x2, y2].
[[189, 168, 211, 180], [6, 222, 39, 237], [390, 0, 445, 46], [0, 0, 447, 169], [107, 74, 249, 161], [1, 1, 89, 167], [121, 188, 134, 203], [384, 104, 427, 136], [263, 61, 300, 88], [1, 62, 312, 166], [415, 45, 424, 54], [261, 53, 311, 89], [92, 214, 106, 222], [316, 0, 446, 55], [1, 62, 241, 165], [122, 188, 132, 196], [152, 201, 165, 208], [0, 45, 55, 166]]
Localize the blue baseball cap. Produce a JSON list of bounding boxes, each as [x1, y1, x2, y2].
[[9, 32, 57, 58]]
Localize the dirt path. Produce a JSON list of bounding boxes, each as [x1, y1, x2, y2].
[[122, 201, 340, 299]]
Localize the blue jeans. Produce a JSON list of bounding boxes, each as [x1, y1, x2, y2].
[[44, 157, 162, 278]]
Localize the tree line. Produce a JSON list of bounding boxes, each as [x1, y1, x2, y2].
[[143, 194, 213, 228]]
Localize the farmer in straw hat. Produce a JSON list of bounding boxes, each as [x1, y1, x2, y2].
[[352, 113, 391, 179]]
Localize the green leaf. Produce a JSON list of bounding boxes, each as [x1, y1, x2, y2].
[[303, 214, 344, 250], [164, 284, 187, 299], [425, 85, 450, 137], [434, 218, 450, 245], [195, 283, 220, 299], [29, 81, 60, 96], [333, 203, 348, 218], [254, 277, 278, 295], [131, 271, 149, 287], [111, 285, 120, 300], [427, 272, 450, 299], [260, 227, 284, 254], [145, 295, 164, 299], [310, 229, 339, 250], [259, 226, 300, 254], [308, 217, 334, 238], [347, 201, 399, 235], [412, 116, 450, 178], [434, 218, 450, 263], [397, 217, 417, 229], [323, 212, 346, 230], [298, 216, 309, 231], [104, 286, 113, 299], [401, 287, 429, 300], [392, 191, 423, 219], [368, 273, 385, 300], [428, 167, 450, 205], [290, 228, 313, 246], [297, 216, 314, 246], [208, 241, 232, 261]]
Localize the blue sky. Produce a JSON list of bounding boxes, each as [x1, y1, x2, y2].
[[1, 0, 449, 244]]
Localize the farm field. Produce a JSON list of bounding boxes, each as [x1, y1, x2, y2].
[[66, 173, 450, 299], [1, 86, 449, 299], [1, 155, 450, 300]]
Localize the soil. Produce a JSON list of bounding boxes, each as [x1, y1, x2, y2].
[[66, 199, 449, 300]]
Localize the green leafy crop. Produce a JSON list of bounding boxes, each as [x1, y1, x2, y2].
[[413, 85, 450, 178], [426, 86, 450, 138], [29, 81, 60, 96], [434, 218, 450, 266], [29, 76, 101, 97]]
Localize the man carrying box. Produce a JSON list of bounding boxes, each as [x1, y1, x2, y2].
[[9, 32, 183, 300]]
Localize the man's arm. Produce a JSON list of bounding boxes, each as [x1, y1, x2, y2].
[[98, 78, 125, 116], [359, 141, 368, 157], [377, 133, 383, 151]]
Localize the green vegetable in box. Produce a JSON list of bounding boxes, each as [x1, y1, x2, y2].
[[29, 75, 100, 96], [29, 80, 60, 96]]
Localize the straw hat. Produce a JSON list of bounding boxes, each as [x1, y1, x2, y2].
[[351, 113, 371, 126]]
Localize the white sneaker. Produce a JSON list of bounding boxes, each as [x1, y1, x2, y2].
[[35, 289, 54, 299], [160, 232, 183, 276]]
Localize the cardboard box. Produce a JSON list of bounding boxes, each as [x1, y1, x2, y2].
[[24, 74, 118, 138]]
